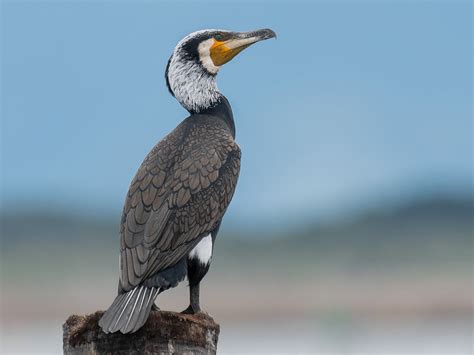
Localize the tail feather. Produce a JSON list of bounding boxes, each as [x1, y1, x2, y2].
[[99, 286, 159, 334], [131, 287, 159, 333]]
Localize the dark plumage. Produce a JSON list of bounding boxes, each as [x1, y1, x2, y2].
[[99, 28, 275, 334], [119, 98, 239, 290]]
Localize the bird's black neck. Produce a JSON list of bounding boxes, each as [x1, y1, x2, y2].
[[199, 95, 235, 138]]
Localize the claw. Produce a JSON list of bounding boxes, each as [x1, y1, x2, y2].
[[181, 304, 201, 314]]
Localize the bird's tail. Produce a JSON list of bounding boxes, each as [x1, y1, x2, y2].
[[98, 285, 160, 334]]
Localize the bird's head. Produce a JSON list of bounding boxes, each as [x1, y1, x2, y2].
[[166, 28, 276, 113]]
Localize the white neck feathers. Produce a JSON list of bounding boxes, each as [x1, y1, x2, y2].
[[167, 35, 221, 113]]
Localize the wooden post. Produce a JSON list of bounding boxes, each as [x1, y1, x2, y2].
[[63, 310, 220, 354]]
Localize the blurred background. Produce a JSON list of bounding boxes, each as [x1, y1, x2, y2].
[[1, 1, 472, 354]]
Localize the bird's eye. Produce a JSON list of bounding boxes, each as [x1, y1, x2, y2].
[[214, 34, 223, 41]]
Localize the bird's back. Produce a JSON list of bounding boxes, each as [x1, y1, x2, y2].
[[118, 111, 241, 293]]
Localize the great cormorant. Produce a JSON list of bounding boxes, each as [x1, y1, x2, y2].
[[99, 28, 276, 334]]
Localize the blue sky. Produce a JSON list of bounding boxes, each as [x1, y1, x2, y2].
[[1, 1, 472, 227]]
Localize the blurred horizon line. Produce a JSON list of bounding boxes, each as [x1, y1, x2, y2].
[[1, 185, 472, 233]]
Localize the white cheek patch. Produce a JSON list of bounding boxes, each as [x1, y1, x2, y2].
[[198, 39, 220, 75]]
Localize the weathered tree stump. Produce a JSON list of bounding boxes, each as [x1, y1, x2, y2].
[[63, 310, 220, 355]]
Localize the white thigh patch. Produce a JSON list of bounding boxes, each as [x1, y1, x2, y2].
[[189, 235, 213, 265]]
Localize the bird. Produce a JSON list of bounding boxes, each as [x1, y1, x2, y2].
[[98, 28, 276, 334]]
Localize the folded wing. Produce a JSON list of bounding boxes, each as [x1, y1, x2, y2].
[[119, 119, 241, 292]]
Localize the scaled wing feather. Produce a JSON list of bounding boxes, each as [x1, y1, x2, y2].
[[119, 118, 240, 292]]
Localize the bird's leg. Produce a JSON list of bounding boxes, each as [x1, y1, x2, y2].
[[181, 283, 201, 314], [190, 283, 201, 313]]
